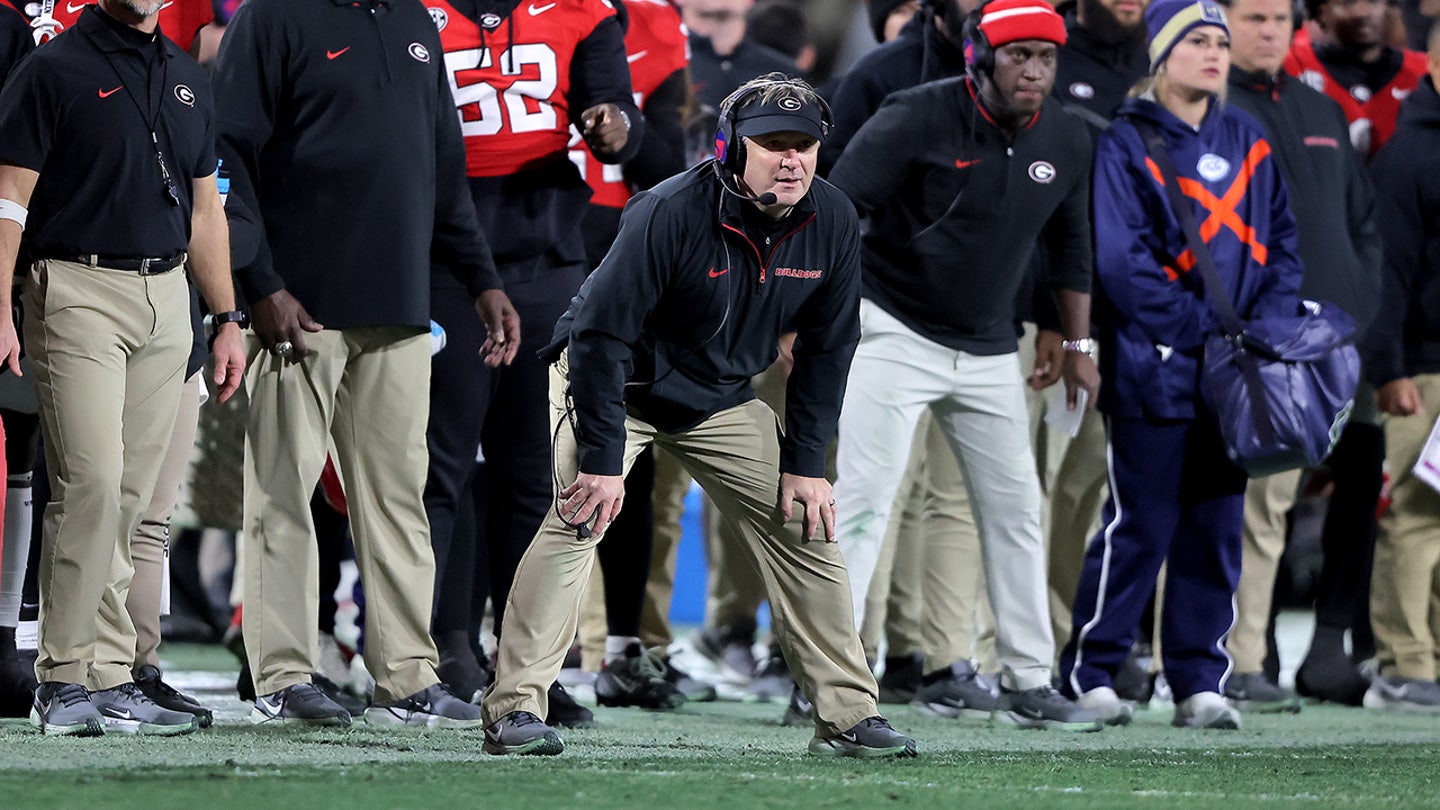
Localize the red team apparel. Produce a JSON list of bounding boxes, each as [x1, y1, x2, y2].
[[430, 0, 618, 177], [568, 0, 686, 208], [1284, 40, 1428, 156]]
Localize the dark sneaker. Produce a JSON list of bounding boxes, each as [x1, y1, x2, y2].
[[808, 716, 917, 758], [664, 658, 717, 702], [745, 649, 792, 702], [596, 644, 686, 710], [994, 684, 1103, 732], [545, 681, 595, 729], [1075, 686, 1134, 726], [365, 683, 484, 728], [251, 682, 353, 727], [692, 618, 758, 683], [911, 661, 997, 720], [435, 631, 491, 704], [30, 682, 104, 737], [1113, 644, 1156, 704], [0, 627, 38, 719], [878, 652, 923, 704], [314, 673, 368, 716], [134, 665, 214, 729], [1363, 676, 1440, 714], [483, 710, 564, 756], [91, 682, 196, 736], [781, 683, 813, 727], [1226, 672, 1300, 714], [1173, 691, 1242, 729], [1295, 652, 1369, 706]]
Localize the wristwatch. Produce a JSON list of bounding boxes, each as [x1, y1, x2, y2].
[[1062, 338, 1097, 358], [212, 310, 249, 328]]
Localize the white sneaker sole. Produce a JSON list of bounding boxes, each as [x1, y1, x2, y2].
[[363, 707, 485, 729]]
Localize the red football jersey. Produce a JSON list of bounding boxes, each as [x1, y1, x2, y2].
[[1283, 41, 1428, 157], [567, 0, 687, 208], [33, 0, 213, 51], [429, 0, 617, 177]]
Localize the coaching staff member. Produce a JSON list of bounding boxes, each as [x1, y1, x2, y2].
[[0, 0, 245, 736], [212, 0, 519, 728], [828, 0, 1103, 731], [481, 74, 918, 760]]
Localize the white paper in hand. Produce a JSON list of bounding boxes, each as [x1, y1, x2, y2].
[[1411, 413, 1440, 494], [1044, 384, 1088, 439]]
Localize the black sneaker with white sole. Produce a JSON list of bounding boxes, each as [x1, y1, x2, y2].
[[483, 710, 564, 756], [91, 682, 197, 736], [808, 716, 917, 758], [911, 660, 997, 720], [364, 683, 484, 728], [546, 681, 595, 728], [30, 682, 104, 737], [746, 649, 792, 702], [252, 682, 353, 727], [994, 684, 1103, 732], [781, 683, 813, 727], [596, 644, 686, 710], [134, 665, 214, 729]]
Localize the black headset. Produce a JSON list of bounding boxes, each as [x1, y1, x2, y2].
[[962, 1, 997, 82], [713, 76, 835, 177]]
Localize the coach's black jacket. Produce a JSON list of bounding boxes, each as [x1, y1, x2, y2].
[[543, 162, 862, 478], [830, 77, 1093, 356]]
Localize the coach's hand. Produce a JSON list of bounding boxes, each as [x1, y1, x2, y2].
[[559, 472, 625, 538], [251, 288, 323, 359], [779, 473, 836, 543]]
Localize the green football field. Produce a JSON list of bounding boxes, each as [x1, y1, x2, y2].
[[3, 644, 1439, 809]]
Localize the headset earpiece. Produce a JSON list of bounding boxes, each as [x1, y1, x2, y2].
[[962, 2, 995, 83], [714, 77, 835, 175]]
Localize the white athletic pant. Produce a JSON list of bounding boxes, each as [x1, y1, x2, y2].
[[833, 300, 1054, 691]]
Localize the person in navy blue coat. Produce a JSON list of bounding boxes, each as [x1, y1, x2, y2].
[[1057, 0, 1304, 730]]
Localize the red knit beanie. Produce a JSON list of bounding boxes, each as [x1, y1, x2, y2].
[[977, 0, 1068, 48]]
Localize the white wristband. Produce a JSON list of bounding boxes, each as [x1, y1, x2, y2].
[[0, 198, 26, 230]]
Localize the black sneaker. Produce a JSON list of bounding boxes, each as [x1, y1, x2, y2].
[[483, 710, 564, 756], [878, 652, 923, 704], [746, 649, 792, 702], [1225, 672, 1300, 714], [0, 627, 37, 719], [596, 644, 686, 710], [251, 682, 353, 727], [911, 661, 998, 720], [808, 716, 917, 758], [664, 658, 717, 702], [994, 684, 1104, 732], [545, 681, 595, 729], [781, 683, 813, 727], [30, 682, 104, 737], [1295, 652, 1369, 706], [435, 631, 490, 704], [314, 673, 368, 716], [692, 618, 758, 683], [91, 682, 197, 736], [1113, 644, 1156, 704], [365, 682, 484, 728], [134, 665, 214, 729]]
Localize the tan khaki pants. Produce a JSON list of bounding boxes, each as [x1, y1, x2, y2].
[[1228, 469, 1302, 673], [484, 355, 879, 734], [242, 328, 439, 702], [641, 447, 690, 647], [26, 260, 190, 688], [1373, 374, 1440, 680]]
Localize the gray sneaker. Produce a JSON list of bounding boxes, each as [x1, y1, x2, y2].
[[1173, 691, 1242, 729], [91, 682, 196, 736], [808, 716, 918, 758], [482, 710, 564, 755], [1225, 672, 1300, 714], [692, 619, 758, 684], [364, 683, 484, 728], [30, 682, 104, 737], [911, 661, 997, 720], [993, 684, 1104, 732], [251, 682, 353, 727], [1363, 676, 1440, 714], [745, 651, 792, 702]]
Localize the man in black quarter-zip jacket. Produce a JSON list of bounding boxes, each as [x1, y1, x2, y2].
[[479, 73, 919, 761]]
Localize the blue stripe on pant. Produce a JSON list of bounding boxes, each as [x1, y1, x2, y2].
[[1060, 413, 1247, 701]]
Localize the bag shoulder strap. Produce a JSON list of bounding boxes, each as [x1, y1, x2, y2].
[[1131, 118, 1245, 337]]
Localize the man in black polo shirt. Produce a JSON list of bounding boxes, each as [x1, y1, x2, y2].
[[828, 0, 1103, 731], [0, 0, 246, 737], [213, 0, 518, 728]]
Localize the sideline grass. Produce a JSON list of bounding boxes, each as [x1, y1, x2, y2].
[[2, 645, 1438, 809]]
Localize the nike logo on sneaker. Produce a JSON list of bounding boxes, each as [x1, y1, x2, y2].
[[708, 267, 729, 278], [327, 47, 350, 60], [98, 86, 122, 98], [103, 708, 135, 720], [528, 2, 556, 13], [955, 158, 982, 169], [837, 731, 859, 743]]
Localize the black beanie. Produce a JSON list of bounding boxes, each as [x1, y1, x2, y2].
[[868, 0, 912, 41]]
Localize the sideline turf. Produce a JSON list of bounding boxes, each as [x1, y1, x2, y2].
[[2, 645, 1438, 809]]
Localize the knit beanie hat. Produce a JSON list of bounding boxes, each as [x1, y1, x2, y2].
[[975, 0, 1068, 48], [868, 0, 913, 42], [1145, 0, 1229, 72]]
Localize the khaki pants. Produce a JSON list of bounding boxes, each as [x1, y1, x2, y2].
[[124, 372, 204, 671], [26, 260, 190, 688], [1228, 469, 1302, 673], [484, 354, 878, 734], [242, 327, 439, 702], [1374, 373, 1440, 680], [641, 447, 690, 647]]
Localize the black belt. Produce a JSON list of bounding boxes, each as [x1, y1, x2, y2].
[[57, 253, 187, 275]]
